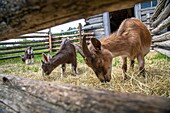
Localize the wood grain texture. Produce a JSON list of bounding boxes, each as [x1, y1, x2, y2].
[[0, 0, 147, 41], [0, 74, 170, 113]]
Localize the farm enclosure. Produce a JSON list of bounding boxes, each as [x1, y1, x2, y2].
[[0, 0, 170, 112], [0, 24, 94, 60]]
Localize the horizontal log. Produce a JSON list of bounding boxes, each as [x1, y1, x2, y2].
[[151, 16, 170, 34], [140, 8, 155, 15], [17, 35, 48, 39], [86, 17, 103, 25], [0, 43, 49, 50], [86, 14, 103, 20], [0, 0, 147, 41], [152, 3, 170, 27], [52, 48, 60, 51], [0, 39, 48, 45], [153, 40, 170, 48], [152, 31, 170, 42], [53, 30, 78, 35], [53, 33, 94, 39], [151, 0, 167, 20], [154, 47, 170, 57], [34, 31, 49, 34], [0, 51, 49, 60], [0, 46, 49, 55], [83, 23, 104, 30], [0, 74, 170, 113]]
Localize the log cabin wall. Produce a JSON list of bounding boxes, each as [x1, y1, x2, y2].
[[83, 0, 158, 39], [151, 0, 170, 57], [83, 14, 105, 39]]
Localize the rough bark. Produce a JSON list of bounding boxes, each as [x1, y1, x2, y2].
[[151, 0, 167, 20], [0, 74, 170, 113], [151, 16, 170, 34], [152, 31, 170, 42], [153, 40, 170, 48], [152, 3, 170, 27], [0, 0, 147, 41]]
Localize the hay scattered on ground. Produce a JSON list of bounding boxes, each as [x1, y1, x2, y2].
[[0, 51, 170, 97]]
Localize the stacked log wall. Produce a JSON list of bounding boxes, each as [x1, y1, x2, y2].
[[151, 0, 170, 57]]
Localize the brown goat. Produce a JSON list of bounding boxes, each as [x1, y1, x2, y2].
[[81, 18, 152, 82], [41, 39, 77, 77]]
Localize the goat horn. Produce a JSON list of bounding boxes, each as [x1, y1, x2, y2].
[[82, 35, 91, 58]]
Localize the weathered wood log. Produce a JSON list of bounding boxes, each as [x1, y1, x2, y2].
[[0, 39, 48, 45], [0, 46, 49, 55], [83, 23, 104, 30], [0, 74, 170, 113], [151, 16, 170, 34], [152, 3, 170, 27], [86, 17, 103, 25], [0, 43, 49, 50], [151, 0, 167, 20], [0, 0, 147, 41], [152, 31, 170, 42], [154, 47, 170, 57], [86, 14, 103, 20], [0, 51, 49, 60], [17, 35, 48, 39], [52, 33, 94, 39], [153, 40, 170, 48]]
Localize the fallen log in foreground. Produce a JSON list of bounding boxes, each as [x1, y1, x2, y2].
[[0, 74, 170, 113]]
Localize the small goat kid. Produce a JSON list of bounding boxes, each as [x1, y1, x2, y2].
[[21, 46, 34, 65], [41, 39, 77, 77], [81, 18, 152, 82]]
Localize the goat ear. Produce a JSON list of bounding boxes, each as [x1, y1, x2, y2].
[[91, 38, 101, 51], [42, 53, 49, 63]]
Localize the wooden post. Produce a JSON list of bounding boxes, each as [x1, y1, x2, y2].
[[48, 28, 53, 53], [103, 12, 111, 36], [78, 23, 82, 44]]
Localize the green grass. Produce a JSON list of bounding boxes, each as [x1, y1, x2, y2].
[[152, 52, 170, 62]]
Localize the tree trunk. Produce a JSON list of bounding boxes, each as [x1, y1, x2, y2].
[[0, 0, 147, 41], [0, 74, 170, 113]]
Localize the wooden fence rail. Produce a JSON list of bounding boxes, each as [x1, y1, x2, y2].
[[0, 24, 94, 60]]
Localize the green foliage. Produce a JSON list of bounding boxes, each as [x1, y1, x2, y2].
[[76, 53, 84, 63], [152, 53, 170, 62], [112, 57, 120, 67]]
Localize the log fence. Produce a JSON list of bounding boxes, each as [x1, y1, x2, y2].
[[151, 0, 170, 57], [0, 24, 94, 60]]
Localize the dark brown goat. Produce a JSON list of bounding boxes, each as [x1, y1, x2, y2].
[[41, 39, 77, 77], [81, 18, 152, 82]]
